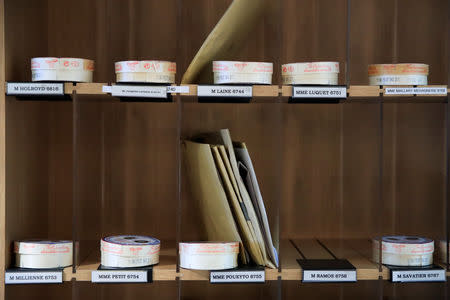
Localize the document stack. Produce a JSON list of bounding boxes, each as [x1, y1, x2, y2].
[[183, 129, 278, 269]]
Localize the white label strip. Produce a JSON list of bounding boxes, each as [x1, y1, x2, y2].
[[210, 270, 265, 283], [384, 87, 447, 95], [391, 269, 446, 282], [292, 86, 347, 98], [110, 85, 167, 98], [302, 270, 357, 283], [6, 82, 64, 96], [197, 85, 252, 97], [5, 271, 62, 284], [167, 85, 190, 93], [91, 270, 148, 283]]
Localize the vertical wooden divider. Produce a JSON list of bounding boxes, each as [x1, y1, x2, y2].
[[0, 0, 5, 298]]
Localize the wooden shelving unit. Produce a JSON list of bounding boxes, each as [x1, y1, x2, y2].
[[1, 0, 449, 299]]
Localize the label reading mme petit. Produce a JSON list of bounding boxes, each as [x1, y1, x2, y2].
[[384, 87, 447, 95], [292, 86, 347, 99], [197, 85, 253, 97], [302, 270, 356, 283], [5, 271, 62, 284], [91, 270, 149, 283], [6, 82, 64, 96], [210, 270, 265, 283], [110, 85, 167, 98], [391, 269, 446, 283]]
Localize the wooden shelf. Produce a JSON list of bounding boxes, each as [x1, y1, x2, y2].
[[280, 239, 383, 280]]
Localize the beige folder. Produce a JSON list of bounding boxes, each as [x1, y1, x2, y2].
[[197, 129, 273, 268], [212, 145, 263, 265], [182, 140, 245, 262]]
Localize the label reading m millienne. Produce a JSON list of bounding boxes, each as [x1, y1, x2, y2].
[[5, 271, 62, 284]]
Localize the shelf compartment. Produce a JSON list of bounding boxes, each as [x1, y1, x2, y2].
[[75, 243, 177, 281], [280, 239, 383, 280]]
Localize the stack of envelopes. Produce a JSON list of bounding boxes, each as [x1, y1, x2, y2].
[[183, 129, 278, 269]]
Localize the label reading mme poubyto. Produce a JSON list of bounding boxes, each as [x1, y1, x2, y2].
[[91, 270, 149, 283], [391, 269, 446, 283], [6, 82, 64, 96], [292, 86, 347, 98], [5, 270, 62, 284], [197, 85, 253, 97], [210, 269, 265, 283], [302, 270, 356, 283], [384, 86, 447, 95], [110, 85, 167, 98]]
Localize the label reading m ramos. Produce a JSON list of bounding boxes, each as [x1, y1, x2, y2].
[[210, 270, 265, 283], [384, 87, 447, 95], [6, 82, 64, 96], [302, 270, 356, 283], [391, 269, 446, 282], [292, 86, 347, 98], [198, 85, 252, 97], [111, 85, 167, 98], [5, 271, 62, 284], [91, 270, 149, 283]]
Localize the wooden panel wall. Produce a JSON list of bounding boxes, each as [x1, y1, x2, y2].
[[281, 0, 347, 85]]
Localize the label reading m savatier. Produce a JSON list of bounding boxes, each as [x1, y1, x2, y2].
[[292, 86, 347, 99], [5, 271, 62, 284], [391, 269, 446, 282], [197, 85, 253, 97], [210, 270, 265, 283], [91, 270, 149, 283], [6, 82, 64, 96], [302, 270, 356, 283]]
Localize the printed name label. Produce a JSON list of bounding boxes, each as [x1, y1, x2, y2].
[[110, 85, 167, 98], [210, 270, 265, 283], [292, 86, 347, 99], [91, 270, 149, 283], [384, 87, 447, 95], [391, 269, 446, 282], [166, 85, 190, 93], [6, 82, 64, 96], [5, 271, 63, 284], [198, 85, 253, 97], [302, 270, 356, 283]]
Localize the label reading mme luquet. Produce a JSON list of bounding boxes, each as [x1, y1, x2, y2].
[[91, 270, 150, 283], [5, 270, 62, 284], [391, 269, 446, 283], [110, 85, 167, 98], [210, 269, 265, 283], [292, 86, 347, 99], [197, 85, 253, 98]]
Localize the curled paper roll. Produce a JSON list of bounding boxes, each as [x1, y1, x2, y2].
[[373, 236, 434, 267], [101, 235, 160, 268], [31, 57, 94, 82], [213, 61, 273, 84], [179, 242, 239, 270]]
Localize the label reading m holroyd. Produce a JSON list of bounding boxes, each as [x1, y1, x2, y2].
[[303, 270, 356, 283], [292, 86, 347, 98], [6, 82, 64, 96], [5, 271, 62, 284], [384, 87, 447, 95], [391, 269, 446, 282], [91, 270, 149, 283], [197, 85, 253, 97], [110, 85, 167, 98], [210, 270, 265, 283]]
